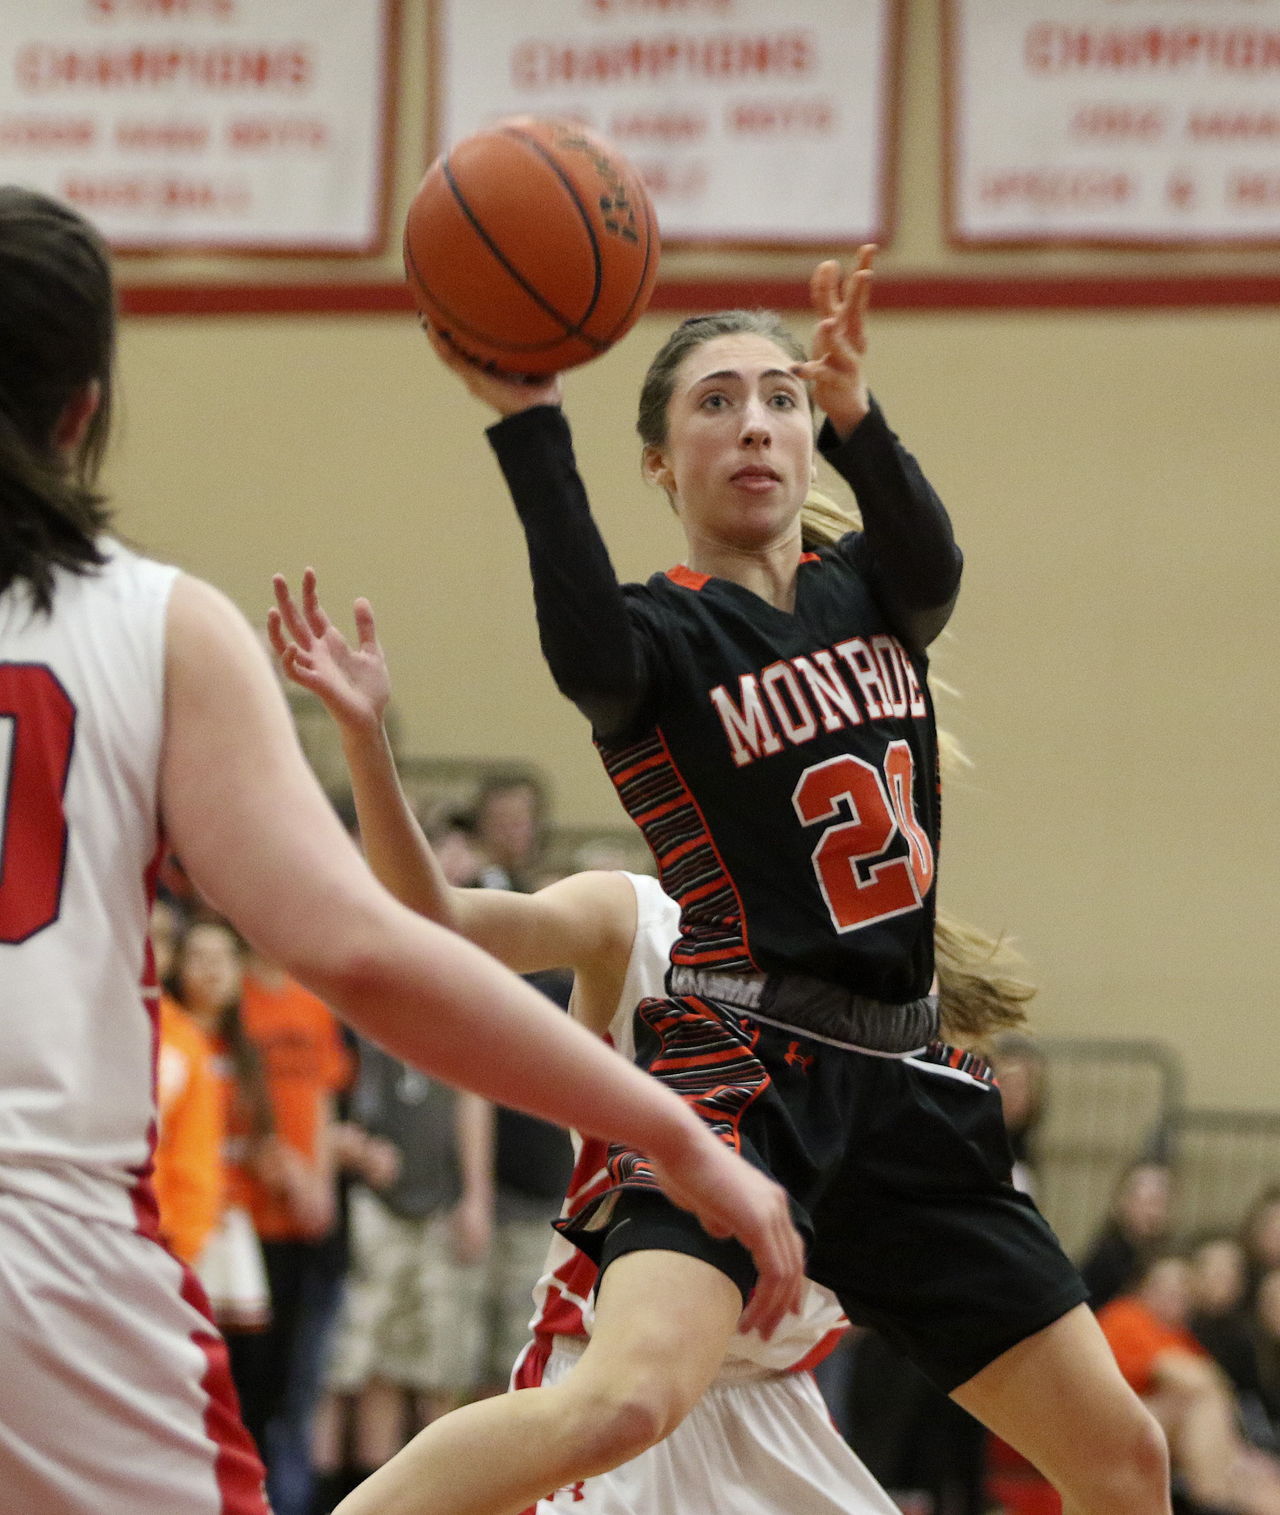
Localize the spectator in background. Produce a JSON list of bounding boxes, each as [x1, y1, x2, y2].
[[1080, 1160, 1175, 1310], [986, 1031, 1046, 1197], [151, 898, 223, 1268], [1244, 1191, 1280, 1304], [479, 967, 576, 1398], [173, 917, 273, 1337], [316, 1044, 493, 1512], [472, 774, 545, 893], [234, 947, 354, 1515], [1097, 1250, 1280, 1515], [1253, 1271, 1280, 1452], [1189, 1233, 1263, 1418]]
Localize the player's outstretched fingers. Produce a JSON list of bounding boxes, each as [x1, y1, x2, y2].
[[272, 573, 314, 651]]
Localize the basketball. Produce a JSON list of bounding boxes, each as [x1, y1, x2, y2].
[[403, 117, 660, 378]]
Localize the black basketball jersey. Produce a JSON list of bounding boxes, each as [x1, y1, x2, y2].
[[599, 541, 940, 1001]]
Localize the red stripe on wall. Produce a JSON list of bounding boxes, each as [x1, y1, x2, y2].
[[118, 273, 1280, 319]]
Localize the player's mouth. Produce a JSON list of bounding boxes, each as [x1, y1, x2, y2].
[[730, 465, 782, 491]]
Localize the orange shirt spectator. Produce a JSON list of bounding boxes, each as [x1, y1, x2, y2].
[[1097, 1292, 1209, 1397], [238, 963, 353, 1242], [153, 993, 223, 1265]]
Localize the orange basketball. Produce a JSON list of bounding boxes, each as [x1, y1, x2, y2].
[[404, 117, 660, 378]]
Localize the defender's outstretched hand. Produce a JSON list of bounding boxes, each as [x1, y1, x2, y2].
[[648, 1124, 806, 1338], [422, 315, 563, 418], [791, 244, 875, 440], [268, 568, 389, 736]]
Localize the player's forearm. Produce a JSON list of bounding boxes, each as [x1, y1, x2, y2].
[[487, 405, 648, 740], [822, 398, 963, 643], [339, 720, 463, 931]]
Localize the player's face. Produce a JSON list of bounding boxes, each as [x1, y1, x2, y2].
[[645, 332, 814, 550]]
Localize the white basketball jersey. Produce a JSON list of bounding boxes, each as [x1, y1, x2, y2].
[[0, 542, 178, 1229], [522, 871, 848, 1375]]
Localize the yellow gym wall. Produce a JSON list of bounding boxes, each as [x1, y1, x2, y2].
[[104, 3, 1280, 1111]]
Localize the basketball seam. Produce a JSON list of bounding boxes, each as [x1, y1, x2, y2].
[[499, 124, 605, 331], [436, 147, 606, 351], [405, 235, 589, 355]]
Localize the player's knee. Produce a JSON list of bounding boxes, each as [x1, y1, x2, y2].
[[1092, 1403, 1170, 1512], [561, 1376, 690, 1471]]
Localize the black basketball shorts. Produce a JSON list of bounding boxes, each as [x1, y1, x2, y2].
[[558, 993, 1088, 1393]]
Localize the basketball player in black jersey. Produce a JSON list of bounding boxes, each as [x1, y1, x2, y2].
[[354, 252, 1173, 1515]]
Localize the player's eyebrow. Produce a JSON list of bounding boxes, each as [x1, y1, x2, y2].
[[691, 367, 799, 387]]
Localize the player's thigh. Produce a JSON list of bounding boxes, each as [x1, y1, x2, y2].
[[0, 1194, 267, 1515], [569, 1246, 742, 1431], [951, 1303, 1168, 1498]]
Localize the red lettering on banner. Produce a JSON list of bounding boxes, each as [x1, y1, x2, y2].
[[115, 118, 210, 150], [89, 0, 237, 17], [17, 45, 311, 92], [61, 173, 251, 214], [1025, 25, 1280, 75], [1230, 172, 1280, 207], [586, 0, 730, 14], [608, 109, 707, 142], [1070, 103, 1168, 142], [1189, 109, 1280, 141], [226, 116, 329, 151], [727, 97, 834, 134], [979, 169, 1135, 207], [0, 115, 96, 149], [511, 31, 814, 89]]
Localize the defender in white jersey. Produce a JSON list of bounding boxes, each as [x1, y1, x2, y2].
[[0, 189, 804, 1515], [272, 573, 1045, 1515]]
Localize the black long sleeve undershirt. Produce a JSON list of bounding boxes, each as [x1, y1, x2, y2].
[[487, 398, 963, 744]]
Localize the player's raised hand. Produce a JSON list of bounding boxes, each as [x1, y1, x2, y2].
[[791, 244, 875, 440], [647, 1123, 805, 1339], [421, 315, 564, 418], [268, 568, 390, 736]]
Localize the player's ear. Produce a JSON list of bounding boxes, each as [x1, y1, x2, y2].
[[642, 443, 675, 495]]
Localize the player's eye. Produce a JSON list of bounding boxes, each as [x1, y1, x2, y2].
[[768, 391, 798, 410], [699, 392, 729, 411]]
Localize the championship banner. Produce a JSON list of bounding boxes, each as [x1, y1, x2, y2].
[[946, 0, 1280, 246], [431, 0, 899, 247], [0, 0, 394, 254]]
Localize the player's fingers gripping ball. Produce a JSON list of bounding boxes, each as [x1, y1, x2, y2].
[[403, 116, 661, 379]]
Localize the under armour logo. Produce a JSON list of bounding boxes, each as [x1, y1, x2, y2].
[[549, 1481, 586, 1503], [785, 1040, 814, 1073]]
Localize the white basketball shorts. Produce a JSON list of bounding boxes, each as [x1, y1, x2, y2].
[[0, 1189, 268, 1514], [521, 1336, 900, 1515]]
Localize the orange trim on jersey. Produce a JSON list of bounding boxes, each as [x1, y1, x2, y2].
[[799, 551, 821, 564], [634, 796, 687, 827], [611, 751, 670, 786], [674, 944, 757, 965], [658, 836, 703, 869], [679, 877, 737, 907], [665, 563, 711, 591], [651, 726, 757, 969]]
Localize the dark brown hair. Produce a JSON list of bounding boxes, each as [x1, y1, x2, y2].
[[0, 186, 117, 612]]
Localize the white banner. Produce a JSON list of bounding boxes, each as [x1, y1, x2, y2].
[[431, 0, 898, 247], [0, 0, 392, 253], [948, 0, 1280, 246]]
